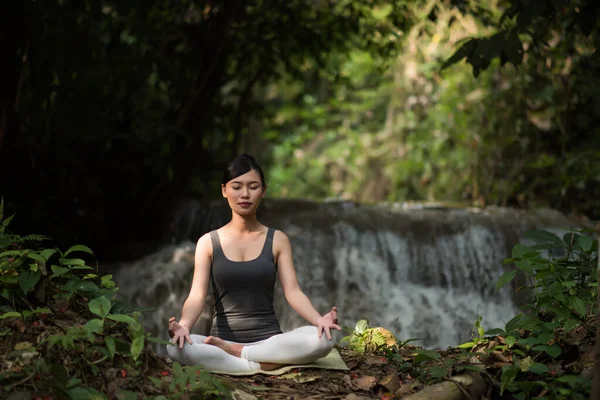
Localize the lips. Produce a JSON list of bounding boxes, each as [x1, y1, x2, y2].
[[238, 202, 252, 207]]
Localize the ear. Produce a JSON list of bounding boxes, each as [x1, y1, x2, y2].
[[221, 184, 226, 198]]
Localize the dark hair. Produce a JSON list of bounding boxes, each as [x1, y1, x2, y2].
[[222, 154, 266, 186]]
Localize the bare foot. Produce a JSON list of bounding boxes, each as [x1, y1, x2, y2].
[[204, 336, 243, 358], [259, 362, 285, 371]]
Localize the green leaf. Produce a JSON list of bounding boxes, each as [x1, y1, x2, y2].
[[414, 349, 441, 363], [84, 319, 104, 335], [116, 390, 139, 400], [569, 296, 587, 317], [556, 375, 579, 385], [505, 314, 524, 332], [500, 365, 519, 395], [429, 366, 449, 379], [0, 311, 21, 319], [107, 313, 137, 325], [524, 230, 563, 246], [563, 319, 580, 332], [485, 328, 506, 336], [355, 319, 369, 334], [75, 281, 99, 292], [504, 29, 523, 66], [89, 296, 112, 318], [131, 336, 144, 361], [40, 248, 58, 261], [105, 336, 116, 360], [505, 336, 516, 348], [51, 265, 70, 278], [577, 235, 593, 252], [60, 258, 86, 266], [26, 252, 45, 264], [528, 363, 549, 375], [18, 269, 41, 294], [512, 244, 531, 259], [67, 387, 108, 400], [496, 270, 517, 289], [532, 344, 561, 358], [146, 335, 175, 346], [64, 244, 94, 257]]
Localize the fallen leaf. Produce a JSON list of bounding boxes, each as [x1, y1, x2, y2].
[[364, 356, 387, 366], [352, 375, 378, 391], [293, 375, 320, 383], [231, 389, 258, 400], [378, 372, 400, 393], [14, 342, 33, 350], [278, 372, 302, 380], [396, 382, 414, 396], [346, 360, 359, 369]]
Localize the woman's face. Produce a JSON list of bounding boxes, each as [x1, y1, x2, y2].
[[222, 169, 266, 215]]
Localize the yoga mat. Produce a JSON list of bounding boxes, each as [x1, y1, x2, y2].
[[211, 348, 349, 376]]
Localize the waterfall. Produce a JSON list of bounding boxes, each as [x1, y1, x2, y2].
[[109, 199, 581, 353]]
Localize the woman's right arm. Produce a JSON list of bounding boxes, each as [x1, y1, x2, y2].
[[178, 233, 213, 330]]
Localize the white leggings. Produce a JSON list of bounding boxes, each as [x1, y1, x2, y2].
[[166, 325, 334, 373]]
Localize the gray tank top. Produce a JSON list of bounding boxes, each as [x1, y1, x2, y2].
[[209, 228, 282, 343]]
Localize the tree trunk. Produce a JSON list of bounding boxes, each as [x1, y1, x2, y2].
[[591, 223, 600, 399], [403, 372, 487, 400]]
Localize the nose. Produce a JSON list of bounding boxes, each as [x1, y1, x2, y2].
[[241, 187, 250, 197]]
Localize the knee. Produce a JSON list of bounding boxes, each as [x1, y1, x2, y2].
[[166, 342, 186, 364], [304, 327, 334, 358]]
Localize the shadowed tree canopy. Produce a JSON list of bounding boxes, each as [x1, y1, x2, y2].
[[0, 0, 412, 259]]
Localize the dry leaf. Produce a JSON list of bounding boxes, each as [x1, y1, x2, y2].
[[352, 375, 378, 391], [293, 375, 320, 383], [278, 372, 302, 380], [378, 372, 400, 393], [364, 356, 387, 365], [231, 389, 258, 400], [14, 341, 33, 350], [396, 382, 414, 396]]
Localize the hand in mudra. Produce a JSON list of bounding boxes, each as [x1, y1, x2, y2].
[[316, 306, 341, 340], [169, 317, 192, 349]]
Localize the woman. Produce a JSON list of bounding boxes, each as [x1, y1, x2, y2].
[[167, 154, 341, 373]]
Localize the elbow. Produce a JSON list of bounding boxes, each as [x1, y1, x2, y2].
[[284, 286, 305, 305]]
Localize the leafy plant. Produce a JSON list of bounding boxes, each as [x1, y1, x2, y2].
[[0, 206, 225, 398], [460, 228, 597, 399]]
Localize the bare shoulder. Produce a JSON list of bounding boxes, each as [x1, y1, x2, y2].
[[273, 229, 292, 251], [195, 232, 213, 258]]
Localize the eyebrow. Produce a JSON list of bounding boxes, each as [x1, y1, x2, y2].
[[231, 180, 260, 184]]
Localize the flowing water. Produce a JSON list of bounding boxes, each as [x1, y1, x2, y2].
[[109, 199, 581, 353]]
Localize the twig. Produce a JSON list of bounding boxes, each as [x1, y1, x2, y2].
[[8, 372, 35, 388], [445, 377, 474, 400]]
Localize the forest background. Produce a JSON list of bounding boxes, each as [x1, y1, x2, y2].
[[1, 0, 599, 261]]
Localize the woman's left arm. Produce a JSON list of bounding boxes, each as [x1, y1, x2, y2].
[[275, 230, 341, 339]]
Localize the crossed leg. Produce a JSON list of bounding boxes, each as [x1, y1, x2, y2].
[[167, 326, 334, 373]]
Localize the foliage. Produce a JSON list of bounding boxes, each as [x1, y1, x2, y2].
[[0, 0, 413, 257], [459, 229, 597, 399], [340, 319, 418, 355], [264, 0, 600, 220], [0, 209, 227, 398]]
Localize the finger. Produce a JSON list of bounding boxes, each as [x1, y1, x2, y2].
[[317, 325, 323, 338], [179, 335, 185, 349], [186, 334, 193, 345], [333, 324, 342, 331], [325, 326, 332, 340]]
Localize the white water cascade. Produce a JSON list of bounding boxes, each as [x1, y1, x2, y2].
[[108, 200, 581, 354]]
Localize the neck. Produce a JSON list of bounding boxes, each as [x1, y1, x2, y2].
[[228, 212, 262, 233]]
